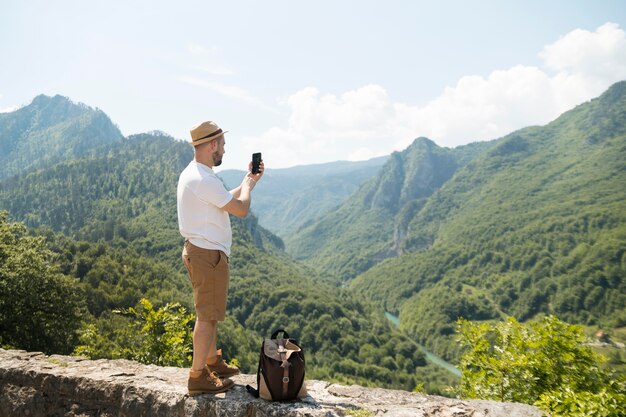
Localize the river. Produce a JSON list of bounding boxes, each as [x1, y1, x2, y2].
[[385, 312, 461, 377]]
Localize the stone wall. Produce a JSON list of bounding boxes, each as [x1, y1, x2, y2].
[[0, 349, 542, 417]]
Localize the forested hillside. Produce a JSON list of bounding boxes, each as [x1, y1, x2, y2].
[[0, 96, 433, 391], [349, 81, 626, 360], [218, 156, 388, 237], [286, 137, 494, 282]]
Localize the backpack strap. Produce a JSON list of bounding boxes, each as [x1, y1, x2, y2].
[[246, 384, 259, 398], [246, 342, 264, 398], [271, 329, 290, 339], [277, 339, 291, 399]]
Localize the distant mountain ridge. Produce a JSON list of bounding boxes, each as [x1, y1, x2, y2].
[[0, 95, 123, 180], [218, 156, 388, 237]]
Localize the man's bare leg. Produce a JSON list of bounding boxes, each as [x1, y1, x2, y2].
[[192, 320, 217, 371]]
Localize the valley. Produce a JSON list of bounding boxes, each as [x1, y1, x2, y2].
[[385, 312, 460, 377]]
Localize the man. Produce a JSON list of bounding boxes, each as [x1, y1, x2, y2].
[[177, 121, 263, 395]]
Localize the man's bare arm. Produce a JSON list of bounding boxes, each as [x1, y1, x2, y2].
[[229, 160, 264, 198], [224, 160, 264, 218], [223, 177, 255, 218], [229, 184, 243, 199]]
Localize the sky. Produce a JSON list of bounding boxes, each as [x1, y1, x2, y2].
[[1, 1, 626, 171]]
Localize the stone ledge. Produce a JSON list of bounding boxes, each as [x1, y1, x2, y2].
[[0, 349, 542, 417]]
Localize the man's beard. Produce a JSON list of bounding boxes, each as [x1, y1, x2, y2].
[[212, 151, 223, 167]]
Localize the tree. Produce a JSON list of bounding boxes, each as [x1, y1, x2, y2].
[[0, 212, 84, 354], [457, 315, 625, 416]]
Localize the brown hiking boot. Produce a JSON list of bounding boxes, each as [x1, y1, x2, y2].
[[188, 366, 234, 396], [207, 349, 240, 378]]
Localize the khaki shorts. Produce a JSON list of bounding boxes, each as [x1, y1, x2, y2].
[[182, 241, 230, 322]]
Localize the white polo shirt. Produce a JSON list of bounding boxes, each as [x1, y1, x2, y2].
[[177, 161, 233, 256]]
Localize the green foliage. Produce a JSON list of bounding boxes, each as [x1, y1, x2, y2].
[[414, 363, 458, 396], [76, 300, 260, 376], [211, 315, 261, 372], [0, 132, 192, 264], [43, 232, 190, 317], [73, 317, 131, 360], [399, 283, 501, 361], [457, 316, 626, 416], [74, 298, 195, 367], [0, 212, 84, 354], [113, 298, 194, 367], [535, 386, 626, 417]]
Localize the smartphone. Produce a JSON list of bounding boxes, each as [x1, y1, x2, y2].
[[252, 152, 262, 174]]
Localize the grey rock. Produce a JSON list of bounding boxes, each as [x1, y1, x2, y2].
[[0, 349, 542, 417]]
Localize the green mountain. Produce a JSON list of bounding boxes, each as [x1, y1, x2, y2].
[[0, 95, 123, 180], [347, 81, 626, 360], [285, 137, 494, 282], [0, 101, 432, 391], [218, 157, 388, 237]]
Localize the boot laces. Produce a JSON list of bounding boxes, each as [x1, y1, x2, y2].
[[207, 370, 223, 387]]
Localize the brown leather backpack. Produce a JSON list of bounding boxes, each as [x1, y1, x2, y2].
[[246, 329, 307, 401]]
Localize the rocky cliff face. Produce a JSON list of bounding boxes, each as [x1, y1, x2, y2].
[[0, 349, 542, 417]]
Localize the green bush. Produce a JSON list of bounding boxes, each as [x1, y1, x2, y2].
[[74, 298, 194, 367], [457, 315, 626, 416], [535, 386, 626, 417], [118, 298, 194, 367]]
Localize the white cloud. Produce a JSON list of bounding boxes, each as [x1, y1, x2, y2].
[[242, 85, 407, 168], [245, 22, 626, 168], [404, 65, 558, 148], [541, 22, 626, 78]]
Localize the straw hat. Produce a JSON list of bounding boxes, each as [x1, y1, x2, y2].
[[189, 121, 227, 146]]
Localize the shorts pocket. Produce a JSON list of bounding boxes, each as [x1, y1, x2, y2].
[[218, 251, 229, 266], [206, 250, 221, 268]]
